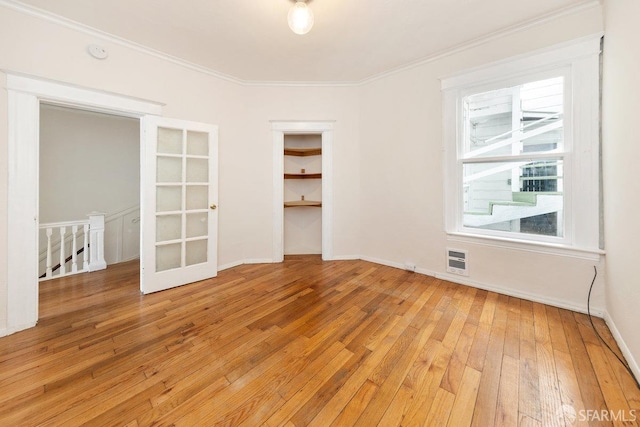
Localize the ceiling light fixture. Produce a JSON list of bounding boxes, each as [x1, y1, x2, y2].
[[288, 1, 314, 35]]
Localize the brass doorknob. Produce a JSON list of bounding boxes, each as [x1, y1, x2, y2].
[[210, 204, 217, 210]]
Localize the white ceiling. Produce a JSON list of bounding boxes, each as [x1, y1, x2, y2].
[[14, 0, 595, 83]]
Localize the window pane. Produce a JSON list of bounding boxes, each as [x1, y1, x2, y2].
[[157, 127, 183, 155], [157, 157, 182, 183], [156, 243, 181, 272], [186, 212, 208, 238], [187, 131, 208, 156], [186, 239, 207, 266], [464, 77, 563, 159], [157, 186, 182, 212], [156, 214, 182, 242], [463, 159, 563, 237], [186, 185, 208, 210], [186, 158, 208, 183]]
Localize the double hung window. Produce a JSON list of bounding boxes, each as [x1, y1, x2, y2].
[[442, 36, 602, 252]]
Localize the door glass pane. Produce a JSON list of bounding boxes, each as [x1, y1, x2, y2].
[[186, 212, 208, 238], [158, 127, 183, 154], [157, 214, 182, 242], [157, 186, 182, 212], [157, 157, 182, 183], [186, 158, 208, 182], [156, 243, 181, 272], [187, 131, 208, 156], [186, 239, 207, 266], [186, 185, 208, 210]]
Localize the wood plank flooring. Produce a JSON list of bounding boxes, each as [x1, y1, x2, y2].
[[0, 256, 638, 426]]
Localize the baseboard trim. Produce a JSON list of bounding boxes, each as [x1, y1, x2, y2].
[[603, 311, 640, 385], [330, 255, 360, 261], [245, 258, 274, 264], [436, 272, 604, 317], [217, 260, 244, 272], [218, 258, 275, 272], [0, 321, 38, 338]]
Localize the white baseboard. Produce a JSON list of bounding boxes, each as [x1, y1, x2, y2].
[[436, 271, 605, 317], [358, 256, 600, 315], [245, 258, 274, 264], [330, 255, 360, 261], [217, 258, 275, 272], [603, 311, 640, 385], [217, 260, 244, 272], [360, 255, 439, 277], [360, 255, 408, 271], [0, 321, 38, 338]]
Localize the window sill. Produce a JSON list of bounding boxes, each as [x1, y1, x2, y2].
[[447, 232, 605, 261]]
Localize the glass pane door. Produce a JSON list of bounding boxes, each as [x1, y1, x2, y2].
[[142, 117, 218, 294]]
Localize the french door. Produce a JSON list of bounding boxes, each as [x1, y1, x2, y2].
[[141, 116, 218, 294]]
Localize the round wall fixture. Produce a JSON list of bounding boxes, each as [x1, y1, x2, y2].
[[88, 44, 108, 60]]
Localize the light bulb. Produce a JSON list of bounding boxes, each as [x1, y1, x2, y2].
[[288, 1, 314, 35]]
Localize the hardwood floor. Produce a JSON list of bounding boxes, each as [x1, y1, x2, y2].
[[0, 256, 638, 426]]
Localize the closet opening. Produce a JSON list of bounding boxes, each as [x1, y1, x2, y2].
[[283, 134, 322, 256], [271, 120, 334, 262]]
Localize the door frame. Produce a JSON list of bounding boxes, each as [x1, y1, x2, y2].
[[5, 73, 162, 336], [271, 120, 334, 262]]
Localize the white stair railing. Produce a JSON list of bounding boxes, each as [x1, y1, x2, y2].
[[39, 213, 106, 281], [88, 212, 107, 272]]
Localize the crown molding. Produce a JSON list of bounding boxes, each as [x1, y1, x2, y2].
[[0, 0, 602, 88], [358, 0, 602, 86], [0, 0, 245, 85]]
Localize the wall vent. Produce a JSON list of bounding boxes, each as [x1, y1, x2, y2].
[[446, 248, 469, 276]]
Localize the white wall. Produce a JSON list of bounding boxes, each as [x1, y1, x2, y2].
[[0, 71, 8, 332], [0, 4, 361, 333], [39, 104, 139, 222], [0, 2, 614, 338], [0, 5, 241, 333], [602, 0, 640, 378], [357, 5, 606, 314], [240, 85, 361, 261]]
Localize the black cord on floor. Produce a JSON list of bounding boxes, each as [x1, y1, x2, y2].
[[587, 265, 640, 389]]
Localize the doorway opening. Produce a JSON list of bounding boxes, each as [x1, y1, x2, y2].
[[5, 73, 161, 335], [271, 121, 334, 262], [38, 103, 141, 287], [283, 133, 322, 256]]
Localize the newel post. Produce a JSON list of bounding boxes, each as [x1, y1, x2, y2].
[[88, 212, 107, 272]]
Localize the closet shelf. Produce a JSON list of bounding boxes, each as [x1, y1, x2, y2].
[[284, 147, 322, 157], [284, 173, 321, 179], [284, 200, 322, 208]]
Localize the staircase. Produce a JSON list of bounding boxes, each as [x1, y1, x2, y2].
[[39, 212, 107, 281], [38, 206, 140, 281], [464, 192, 562, 228]]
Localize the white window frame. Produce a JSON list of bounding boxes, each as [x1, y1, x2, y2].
[[442, 34, 603, 256]]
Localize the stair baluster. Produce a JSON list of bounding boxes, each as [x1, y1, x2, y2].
[[83, 224, 89, 270], [38, 213, 105, 281], [71, 225, 78, 273], [45, 228, 53, 278], [59, 227, 66, 275]]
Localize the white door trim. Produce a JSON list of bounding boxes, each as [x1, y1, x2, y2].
[[271, 121, 334, 262], [4, 72, 162, 336]]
